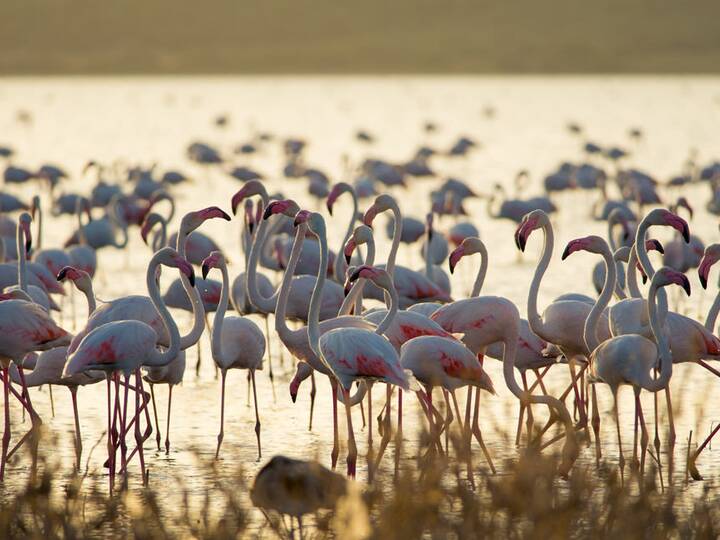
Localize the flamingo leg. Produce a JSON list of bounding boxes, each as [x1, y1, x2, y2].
[[106, 375, 114, 492], [134, 370, 147, 485], [367, 383, 373, 449], [330, 380, 339, 470], [636, 390, 648, 478], [633, 393, 640, 472], [165, 385, 173, 454], [373, 384, 393, 473], [70, 387, 82, 470], [195, 340, 202, 377], [308, 371, 316, 431], [591, 384, 601, 467], [472, 387, 496, 474], [613, 392, 625, 486], [111, 373, 121, 485], [397, 389, 403, 439], [120, 373, 130, 488], [264, 316, 275, 395], [49, 384, 55, 418], [251, 369, 262, 460], [458, 388, 475, 490], [342, 387, 357, 478], [149, 383, 162, 451], [521, 372, 534, 446], [1, 367, 10, 481], [359, 382, 366, 429], [664, 385, 676, 448], [215, 369, 227, 459]]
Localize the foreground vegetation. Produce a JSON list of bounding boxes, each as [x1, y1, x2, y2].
[[1, 423, 719, 540]]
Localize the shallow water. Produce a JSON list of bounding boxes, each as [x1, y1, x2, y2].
[[1, 76, 720, 515]]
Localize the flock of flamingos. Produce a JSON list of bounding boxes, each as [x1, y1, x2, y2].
[[1, 127, 720, 508]]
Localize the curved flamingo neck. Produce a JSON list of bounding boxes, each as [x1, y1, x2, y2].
[[584, 243, 616, 353], [307, 225, 328, 360], [470, 245, 488, 298], [627, 245, 643, 298], [643, 278, 673, 391], [247, 214, 280, 314], [153, 216, 168, 252], [527, 220, 553, 336], [374, 280, 399, 336], [109, 201, 129, 248], [35, 201, 43, 251], [175, 219, 206, 350], [76, 200, 88, 246], [385, 202, 402, 278], [275, 223, 308, 343], [635, 219, 668, 318], [339, 235, 376, 316], [146, 256, 180, 366], [210, 260, 231, 366], [334, 188, 358, 283], [705, 286, 720, 333], [16, 222, 27, 292]]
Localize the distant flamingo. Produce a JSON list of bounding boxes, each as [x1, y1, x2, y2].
[[202, 250, 266, 459]]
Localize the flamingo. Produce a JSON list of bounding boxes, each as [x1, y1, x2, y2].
[[585, 255, 687, 482], [430, 290, 579, 476], [202, 250, 265, 459], [306, 246, 412, 477], [232, 182, 344, 322], [515, 209, 613, 427], [0, 288, 71, 479], [420, 213, 451, 295], [64, 196, 129, 251], [361, 194, 452, 307], [326, 181, 361, 283], [264, 201, 372, 467], [64, 247, 192, 491], [449, 236, 558, 443]]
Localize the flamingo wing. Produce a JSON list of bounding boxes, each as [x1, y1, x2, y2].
[[0, 300, 70, 358]]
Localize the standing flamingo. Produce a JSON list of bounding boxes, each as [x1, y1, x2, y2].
[[202, 250, 265, 459], [64, 247, 192, 491]]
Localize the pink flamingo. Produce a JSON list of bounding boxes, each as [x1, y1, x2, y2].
[[264, 201, 372, 467], [233, 181, 344, 323], [326, 181, 361, 283], [64, 247, 192, 491], [305, 235, 412, 478], [515, 209, 614, 429], [362, 194, 452, 307], [430, 275, 579, 478], [202, 250, 266, 459], [0, 290, 70, 479], [449, 236, 557, 445], [585, 257, 686, 482]]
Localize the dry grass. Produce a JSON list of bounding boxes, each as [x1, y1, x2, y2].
[[2, 415, 720, 540]]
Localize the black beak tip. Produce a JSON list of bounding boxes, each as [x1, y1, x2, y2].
[[221, 210, 232, 221], [201, 265, 209, 280], [700, 275, 707, 290], [642, 274, 648, 284], [683, 226, 690, 243], [449, 262, 455, 274], [56, 269, 66, 282], [326, 202, 333, 216], [683, 279, 691, 296], [188, 272, 196, 287], [561, 247, 570, 261], [262, 207, 273, 221], [290, 393, 297, 403], [344, 254, 351, 264]]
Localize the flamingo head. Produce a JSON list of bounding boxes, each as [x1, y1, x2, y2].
[[289, 361, 312, 402], [698, 244, 720, 289], [18, 212, 32, 254], [201, 251, 225, 280], [448, 237, 484, 274], [263, 199, 300, 221], [348, 265, 392, 292], [326, 182, 351, 216], [304, 212, 327, 238], [231, 181, 267, 215], [243, 199, 255, 234], [608, 208, 631, 240], [344, 225, 372, 263], [293, 210, 311, 227], [343, 265, 358, 296], [425, 212, 435, 241], [674, 196, 693, 220], [143, 190, 172, 219], [181, 206, 231, 235], [514, 210, 547, 252], [156, 247, 195, 287], [30, 195, 40, 221], [647, 209, 690, 243], [140, 212, 164, 245], [57, 266, 92, 292], [654, 267, 691, 296], [362, 194, 395, 227], [561, 235, 607, 260]]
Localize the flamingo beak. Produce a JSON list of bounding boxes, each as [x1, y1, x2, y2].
[[448, 247, 464, 274], [561, 244, 573, 261], [22, 223, 32, 254], [680, 274, 691, 296], [648, 239, 664, 254], [362, 206, 377, 228], [202, 262, 210, 280], [344, 239, 356, 264], [56, 268, 68, 282]]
